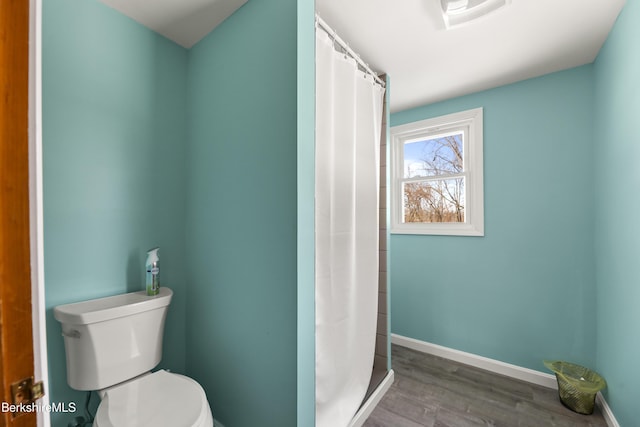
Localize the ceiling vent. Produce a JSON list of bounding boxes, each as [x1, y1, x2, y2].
[[441, 0, 511, 28]]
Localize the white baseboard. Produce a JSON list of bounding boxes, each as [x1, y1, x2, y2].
[[348, 370, 395, 427], [391, 334, 620, 427], [391, 334, 557, 388], [596, 393, 621, 427]]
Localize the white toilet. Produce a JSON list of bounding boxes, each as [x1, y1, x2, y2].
[[54, 287, 213, 427]]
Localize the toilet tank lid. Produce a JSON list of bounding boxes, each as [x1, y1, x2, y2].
[[54, 288, 173, 326]]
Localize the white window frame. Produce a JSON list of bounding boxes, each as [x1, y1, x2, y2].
[[390, 107, 484, 236]]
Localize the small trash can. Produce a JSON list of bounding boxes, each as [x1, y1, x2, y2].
[[544, 360, 607, 415]]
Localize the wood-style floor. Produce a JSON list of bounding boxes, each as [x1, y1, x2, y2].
[[363, 345, 608, 427]]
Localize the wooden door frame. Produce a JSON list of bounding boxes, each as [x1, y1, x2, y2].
[[1, 0, 37, 425]]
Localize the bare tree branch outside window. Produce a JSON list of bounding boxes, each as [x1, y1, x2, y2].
[[403, 134, 465, 223]]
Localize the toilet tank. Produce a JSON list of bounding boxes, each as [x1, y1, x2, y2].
[[53, 287, 173, 391]]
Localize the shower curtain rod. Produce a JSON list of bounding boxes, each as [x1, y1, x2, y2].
[[315, 15, 386, 88]]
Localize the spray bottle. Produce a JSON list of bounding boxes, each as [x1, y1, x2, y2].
[[146, 247, 160, 296]]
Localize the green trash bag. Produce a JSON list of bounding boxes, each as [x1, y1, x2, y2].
[[544, 360, 607, 415]]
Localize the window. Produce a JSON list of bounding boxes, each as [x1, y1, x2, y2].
[[390, 108, 484, 236]]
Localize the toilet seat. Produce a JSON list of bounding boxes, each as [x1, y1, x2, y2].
[[94, 370, 213, 427]]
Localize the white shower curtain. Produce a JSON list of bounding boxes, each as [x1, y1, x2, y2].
[[315, 27, 385, 427]]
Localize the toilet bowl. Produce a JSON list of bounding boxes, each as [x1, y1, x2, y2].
[[54, 288, 213, 427], [94, 371, 213, 427]]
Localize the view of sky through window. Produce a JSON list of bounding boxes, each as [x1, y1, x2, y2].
[[403, 133, 463, 178]]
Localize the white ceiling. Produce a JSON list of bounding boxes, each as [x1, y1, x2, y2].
[[99, 0, 247, 49], [316, 0, 626, 112], [99, 0, 625, 112]]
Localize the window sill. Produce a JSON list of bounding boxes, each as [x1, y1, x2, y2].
[[391, 223, 484, 236]]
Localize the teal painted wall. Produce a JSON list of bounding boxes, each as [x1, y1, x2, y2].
[[390, 66, 597, 371], [296, 0, 316, 425], [43, 1, 317, 425], [42, 0, 188, 424], [184, 1, 298, 426], [593, 2, 640, 425]]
